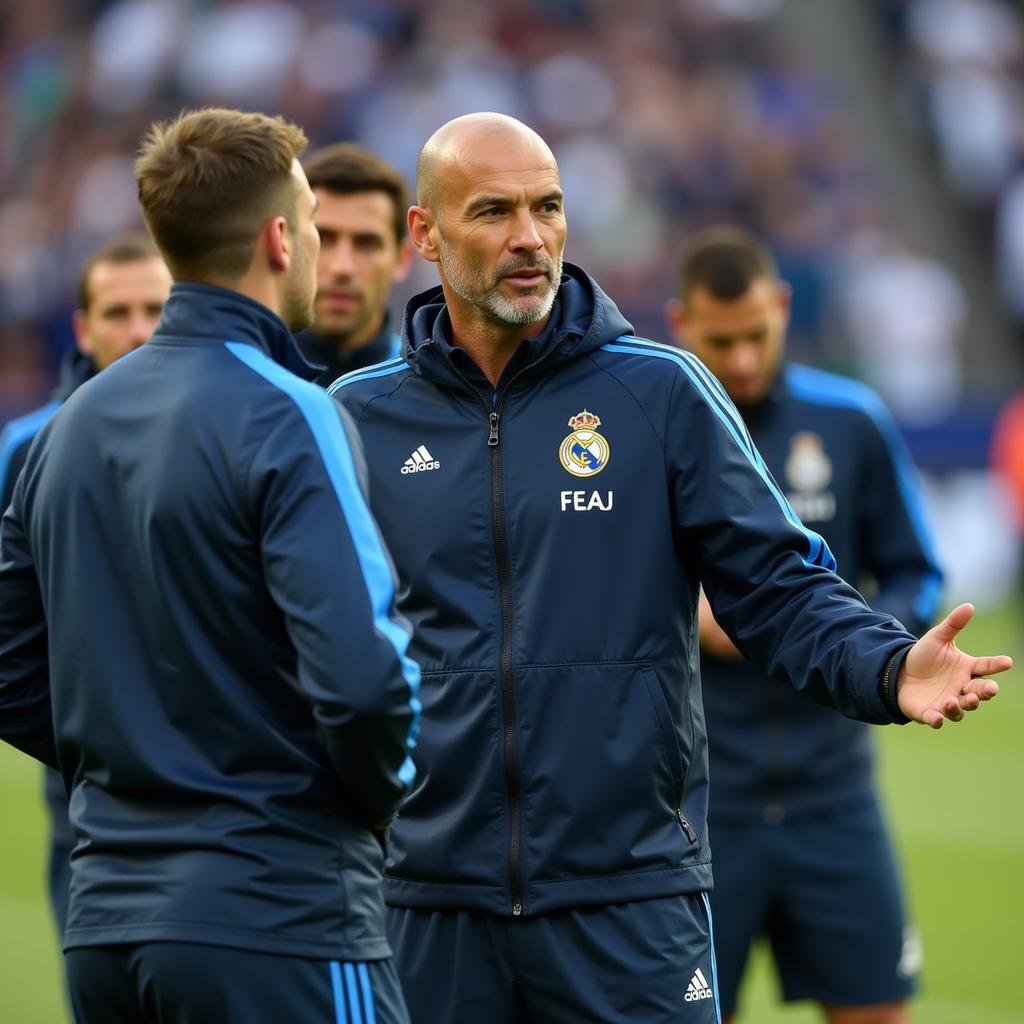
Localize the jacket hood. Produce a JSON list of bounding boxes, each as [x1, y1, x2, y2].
[[155, 283, 320, 380], [401, 263, 633, 386]]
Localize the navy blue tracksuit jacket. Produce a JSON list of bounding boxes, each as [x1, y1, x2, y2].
[[0, 283, 420, 959], [330, 264, 920, 919], [703, 365, 943, 821], [0, 347, 97, 936]]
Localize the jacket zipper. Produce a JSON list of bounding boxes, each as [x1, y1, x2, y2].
[[434, 339, 562, 916]]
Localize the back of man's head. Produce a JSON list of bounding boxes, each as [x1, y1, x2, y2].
[[135, 108, 308, 283], [303, 143, 409, 245], [677, 225, 780, 303]]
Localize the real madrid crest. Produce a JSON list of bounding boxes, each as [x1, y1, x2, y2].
[[559, 409, 610, 477], [784, 432, 832, 491]]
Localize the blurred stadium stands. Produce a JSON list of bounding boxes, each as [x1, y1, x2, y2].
[[1, 0, 1022, 595]]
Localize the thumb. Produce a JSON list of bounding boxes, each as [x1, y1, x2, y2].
[[926, 603, 974, 646]]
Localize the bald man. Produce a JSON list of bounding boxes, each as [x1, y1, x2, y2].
[[328, 113, 1009, 1024]]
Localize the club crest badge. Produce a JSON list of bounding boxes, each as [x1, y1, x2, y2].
[[785, 432, 832, 492], [559, 409, 610, 477]]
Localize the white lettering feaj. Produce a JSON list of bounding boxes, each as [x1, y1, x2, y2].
[[559, 490, 614, 512]]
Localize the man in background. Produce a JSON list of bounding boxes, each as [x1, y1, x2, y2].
[[0, 234, 172, 944], [297, 143, 414, 386], [667, 224, 942, 1024], [0, 107, 418, 1023]]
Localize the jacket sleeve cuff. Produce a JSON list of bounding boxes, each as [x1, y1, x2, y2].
[[880, 644, 914, 724]]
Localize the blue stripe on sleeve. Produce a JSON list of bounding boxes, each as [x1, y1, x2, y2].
[[330, 961, 348, 1024], [602, 341, 836, 572], [343, 963, 364, 1024], [226, 342, 420, 786], [327, 357, 407, 397], [0, 399, 61, 504], [701, 892, 723, 1024], [786, 364, 943, 621], [357, 963, 377, 1024]]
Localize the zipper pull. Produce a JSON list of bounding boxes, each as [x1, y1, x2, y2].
[[676, 809, 698, 844], [488, 411, 500, 447], [512, 902, 523, 917]]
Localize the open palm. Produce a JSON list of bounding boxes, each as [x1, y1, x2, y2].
[[898, 603, 1013, 728]]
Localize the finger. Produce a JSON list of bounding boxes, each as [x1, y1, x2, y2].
[[958, 691, 980, 712], [921, 707, 944, 729], [969, 655, 1013, 677], [927, 603, 975, 645], [941, 696, 965, 722], [961, 677, 1000, 701]]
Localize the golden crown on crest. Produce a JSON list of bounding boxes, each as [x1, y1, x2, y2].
[[567, 409, 601, 431]]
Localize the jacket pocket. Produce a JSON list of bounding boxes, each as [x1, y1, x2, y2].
[[639, 666, 697, 844], [515, 661, 696, 883]]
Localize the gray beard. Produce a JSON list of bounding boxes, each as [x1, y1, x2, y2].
[[441, 245, 562, 326]]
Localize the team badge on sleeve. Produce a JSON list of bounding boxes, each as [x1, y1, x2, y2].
[[559, 409, 610, 477]]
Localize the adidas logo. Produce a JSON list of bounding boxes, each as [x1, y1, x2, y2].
[[401, 445, 440, 474], [684, 967, 714, 1002]]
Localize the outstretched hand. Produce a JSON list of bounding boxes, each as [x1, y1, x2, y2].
[[897, 603, 1013, 729]]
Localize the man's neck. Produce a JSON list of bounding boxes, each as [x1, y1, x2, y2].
[[447, 306, 552, 387], [332, 312, 387, 356]]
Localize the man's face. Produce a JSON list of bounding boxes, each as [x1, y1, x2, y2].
[[282, 160, 321, 333], [431, 138, 567, 327], [670, 278, 790, 407], [313, 189, 411, 348], [74, 258, 173, 370]]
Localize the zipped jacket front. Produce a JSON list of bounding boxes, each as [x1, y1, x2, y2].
[[331, 265, 917, 917]]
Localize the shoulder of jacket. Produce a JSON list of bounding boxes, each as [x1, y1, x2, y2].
[[784, 364, 887, 427], [326, 356, 411, 409], [596, 335, 740, 409]]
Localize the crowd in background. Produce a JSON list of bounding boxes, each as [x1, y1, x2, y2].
[[4, 0, 1020, 421]]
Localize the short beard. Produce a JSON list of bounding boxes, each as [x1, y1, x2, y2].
[[439, 233, 562, 326]]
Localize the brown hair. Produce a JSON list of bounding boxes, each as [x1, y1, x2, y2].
[[303, 143, 409, 243], [677, 224, 779, 302], [78, 233, 163, 310], [135, 108, 308, 281]]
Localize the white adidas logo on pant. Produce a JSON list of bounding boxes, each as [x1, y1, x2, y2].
[[684, 966, 714, 1001]]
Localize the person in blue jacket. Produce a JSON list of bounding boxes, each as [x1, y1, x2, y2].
[[0, 234, 172, 971], [666, 224, 940, 1024], [0, 107, 419, 1024], [295, 142, 414, 386], [328, 112, 1010, 1024]]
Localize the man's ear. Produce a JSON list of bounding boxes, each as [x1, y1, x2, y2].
[[72, 309, 93, 356], [664, 297, 689, 349], [263, 215, 290, 273], [408, 206, 440, 264]]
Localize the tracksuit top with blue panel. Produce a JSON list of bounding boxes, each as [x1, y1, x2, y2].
[[0, 348, 96, 512], [330, 264, 919, 918], [0, 283, 420, 958], [702, 365, 943, 822]]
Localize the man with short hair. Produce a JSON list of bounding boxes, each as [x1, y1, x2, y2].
[[297, 142, 414, 386], [666, 224, 940, 1024], [0, 107, 418, 1024], [0, 234, 172, 966], [328, 112, 1010, 1024]]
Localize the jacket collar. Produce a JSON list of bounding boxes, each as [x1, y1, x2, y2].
[[294, 312, 399, 387], [153, 282, 320, 380], [401, 263, 634, 394], [54, 347, 97, 402]]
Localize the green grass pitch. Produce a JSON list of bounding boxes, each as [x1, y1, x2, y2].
[[0, 601, 1020, 1022]]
